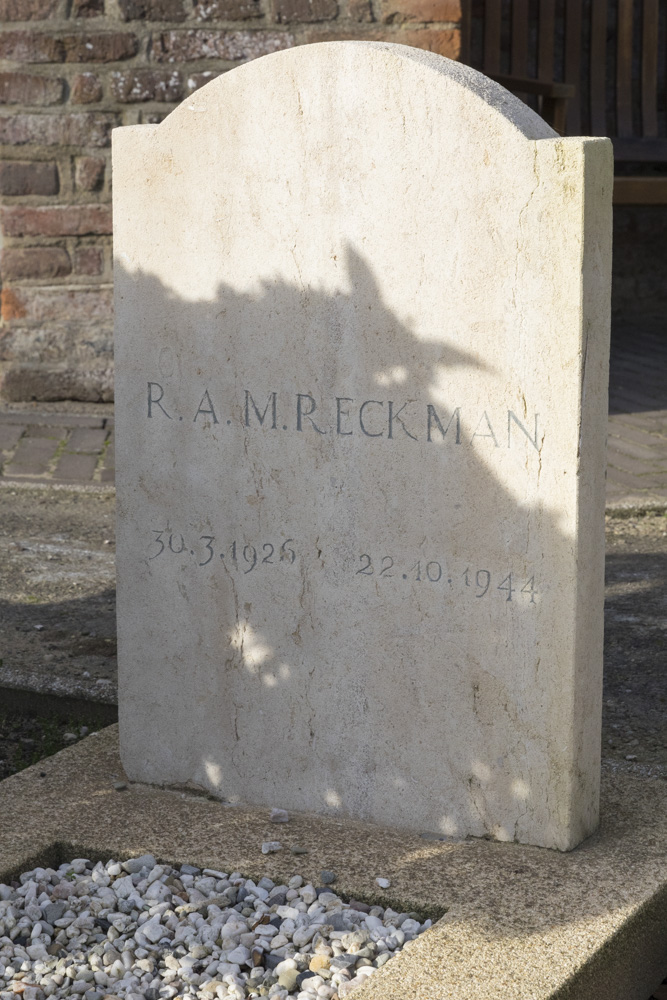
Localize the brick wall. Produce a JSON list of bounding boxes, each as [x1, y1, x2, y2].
[[0, 0, 460, 402]]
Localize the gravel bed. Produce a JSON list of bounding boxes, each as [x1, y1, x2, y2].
[[0, 856, 431, 1000]]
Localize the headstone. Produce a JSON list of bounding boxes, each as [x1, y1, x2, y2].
[[112, 41, 612, 851]]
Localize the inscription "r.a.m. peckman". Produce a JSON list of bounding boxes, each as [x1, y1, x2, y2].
[[146, 382, 542, 450]]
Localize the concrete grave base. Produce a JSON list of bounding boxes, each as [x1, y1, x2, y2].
[[2, 726, 666, 1000]]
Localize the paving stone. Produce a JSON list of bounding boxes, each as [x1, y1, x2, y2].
[[54, 452, 99, 481], [66, 427, 109, 453], [23, 423, 65, 439], [4, 436, 61, 476], [0, 423, 24, 452]]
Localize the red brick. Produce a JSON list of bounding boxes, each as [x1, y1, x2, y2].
[[70, 73, 103, 103], [109, 69, 182, 102], [138, 110, 169, 123], [347, 0, 372, 21], [72, 0, 104, 14], [75, 155, 105, 191], [401, 27, 460, 57], [154, 29, 293, 61], [0, 0, 60, 19], [0, 112, 114, 146], [0, 31, 138, 63], [380, 0, 459, 20], [193, 0, 262, 19], [118, 0, 186, 19], [73, 246, 103, 274], [275, 0, 335, 21], [304, 26, 381, 40], [1, 247, 71, 280], [1, 289, 27, 321], [0, 160, 59, 196], [1, 204, 112, 237], [0, 286, 113, 323], [0, 72, 65, 105], [185, 70, 218, 93], [0, 31, 62, 62]]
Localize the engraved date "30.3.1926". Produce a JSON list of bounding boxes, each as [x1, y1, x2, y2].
[[148, 529, 296, 572]]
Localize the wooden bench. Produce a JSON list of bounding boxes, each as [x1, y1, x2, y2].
[[460, 0, 667, 205]]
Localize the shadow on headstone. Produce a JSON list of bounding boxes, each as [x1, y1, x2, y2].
[[112, 41, 612, 852]]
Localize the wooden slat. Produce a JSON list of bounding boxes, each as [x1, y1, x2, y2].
[[590, 0, 608, 135], [641, 0, 659, 137], [614, 177, 667, 203], [538, 0, 556, 82], [491, 74, 575, 98], [483, 0, 502, 75], [612, 137, 667, 159], [564, 0, 582, 134], [511, 0, 529, 77], [616, 0, 634, 137]]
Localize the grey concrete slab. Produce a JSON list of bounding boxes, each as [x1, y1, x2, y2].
[[0, 727, 666, 1000]]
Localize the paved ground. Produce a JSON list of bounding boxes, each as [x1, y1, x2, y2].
[[607, 322, 667, 509], [0, 402, 114, 489], [0, 325, 664, 506], [0, 327, 665, 995]]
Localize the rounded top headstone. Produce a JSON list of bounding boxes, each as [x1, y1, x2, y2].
[[161, 41, 557, 146], [113, 38, 611, 852]]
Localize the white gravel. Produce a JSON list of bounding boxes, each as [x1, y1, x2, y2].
[[0, 856, 431, 999]]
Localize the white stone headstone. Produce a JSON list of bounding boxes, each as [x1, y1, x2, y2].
[[113, 41, 612, 851]]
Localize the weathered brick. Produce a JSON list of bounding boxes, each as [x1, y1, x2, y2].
[[73, 246, 103, 274], [379, 0, 459, 20], [401, 27, 460, 57], [0, 31, 138, 63], [0, 0, 60, 20], [347, 0, 372, 22], [70, 73, 103, 103], [0, 72, 65, 105], [0, 364, 114, 404], [0, 285, 113, 323], [0, 112, 114, 146], [138, 110, 169, 123], [275, 0, 335, 21], [75, 155, 105, 191], [110, 69, 182, 102], [1, 204, 112, 237], [1, 247, 71, 281], [154, 29, 293, 61], [193, 0, 262, 20], [1, 289, 27, 321], [72, 0, 104, 15], [0, 160, 59, 196], [118, 0, 186, 19], [185, 70, 218, 93], [0, 31, 62, 62]]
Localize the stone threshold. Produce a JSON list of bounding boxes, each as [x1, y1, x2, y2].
[[1, 727, 666, 1000]]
